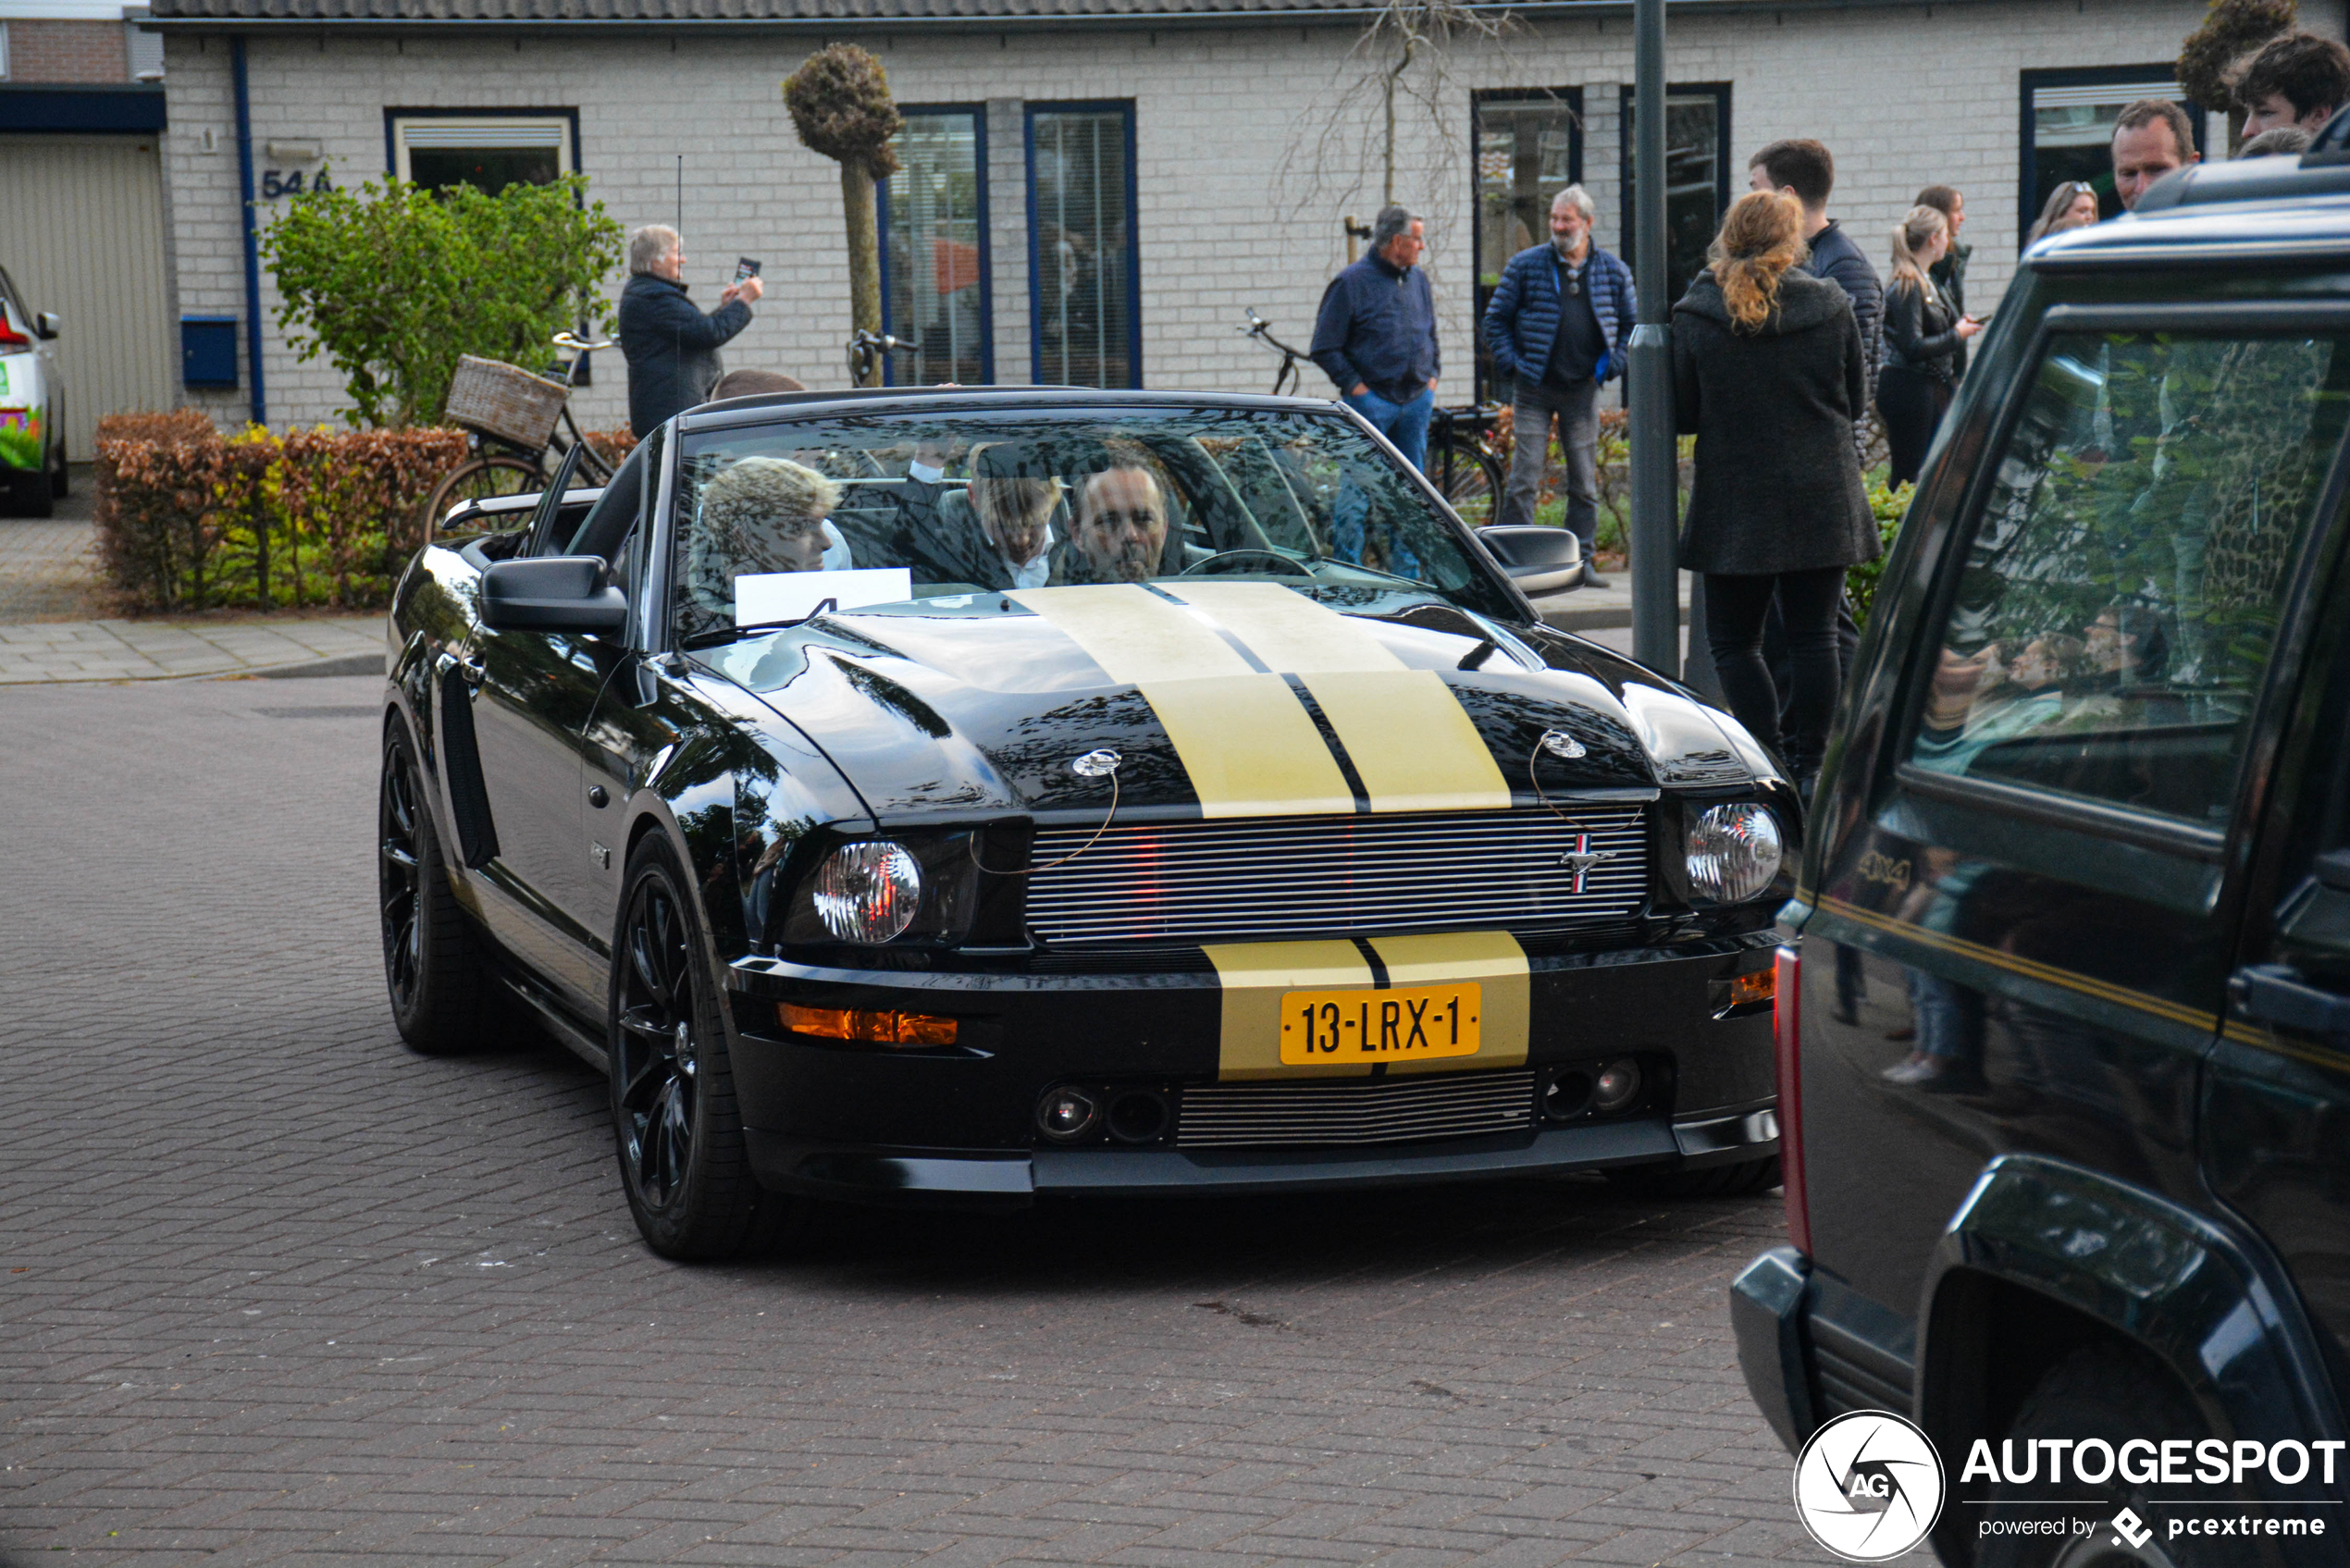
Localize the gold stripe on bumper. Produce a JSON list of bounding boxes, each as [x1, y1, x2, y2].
[[1368, 932, 1531, 1073], [1204, 940, 1378, 1080]]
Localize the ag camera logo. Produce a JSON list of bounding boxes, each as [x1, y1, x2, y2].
[[1794, 1410, 1946, 1561]]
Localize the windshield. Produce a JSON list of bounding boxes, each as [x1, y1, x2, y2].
[[668, 407, 1517, 642]]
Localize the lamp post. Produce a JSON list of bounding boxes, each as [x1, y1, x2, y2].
[[1626, 0, 1679, 676]]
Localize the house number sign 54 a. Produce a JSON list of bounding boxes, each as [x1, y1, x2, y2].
[[260, 168, 335, 200]]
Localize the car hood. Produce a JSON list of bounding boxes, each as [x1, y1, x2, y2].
[[692, 582, 1762, 822]]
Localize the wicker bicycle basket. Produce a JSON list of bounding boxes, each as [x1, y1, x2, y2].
[[443, 355, 567, 451]]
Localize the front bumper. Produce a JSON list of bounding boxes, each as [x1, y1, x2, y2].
[[748, 1107, 1780, 1207], [724, 932, 1781, 1206], [1731, 1244, 1818, 1454]]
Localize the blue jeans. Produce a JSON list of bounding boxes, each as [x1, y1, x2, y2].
[[1343, 384, 1435, 474]]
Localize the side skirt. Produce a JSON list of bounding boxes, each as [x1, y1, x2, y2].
[[497, 968, 610, 1074]]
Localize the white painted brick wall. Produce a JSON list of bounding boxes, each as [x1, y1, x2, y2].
[[160, 0, 2296, 431]]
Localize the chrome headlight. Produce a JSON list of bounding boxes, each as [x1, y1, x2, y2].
[[812, 841, 924, 943], [1686, 803, 1783, 904]]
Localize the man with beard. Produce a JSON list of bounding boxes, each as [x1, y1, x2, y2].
[[1071, 464, 1169, 585]]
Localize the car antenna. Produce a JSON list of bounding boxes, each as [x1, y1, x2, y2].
[[971, 750, 1123, 876]]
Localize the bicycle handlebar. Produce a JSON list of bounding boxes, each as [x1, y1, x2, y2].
[[552, 330, 613, 353]]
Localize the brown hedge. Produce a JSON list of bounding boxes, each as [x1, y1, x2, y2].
[[92, 416, 634, 614]]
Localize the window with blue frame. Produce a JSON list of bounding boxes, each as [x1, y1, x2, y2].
[[1027, 103, 1139, 389], [883, 106, 991, 387]]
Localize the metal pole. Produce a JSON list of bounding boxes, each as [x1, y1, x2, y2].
[[1627, 0, 1679, 676]]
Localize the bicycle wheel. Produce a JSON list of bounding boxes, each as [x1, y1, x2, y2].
[[422, 456, 542, 540], [1438, 441, 1504, 527]]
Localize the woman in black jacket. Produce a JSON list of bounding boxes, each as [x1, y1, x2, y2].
[[1673, 191, 1881, 793], [1877, 204, 1983, 488]]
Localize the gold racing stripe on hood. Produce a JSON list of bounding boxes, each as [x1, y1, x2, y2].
[[1202, 940, 1378, 1080], [1008, 585, 1353, 817], [1165, 581, 1512, 814], [1367, 932, 1530, 1073]]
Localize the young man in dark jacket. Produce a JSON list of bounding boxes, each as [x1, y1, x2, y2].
[[1749, 139, 1881, 446], [1310, 206, 1440, 473], [1480, 184, 1634, 586], [618, 225, 761, 438]]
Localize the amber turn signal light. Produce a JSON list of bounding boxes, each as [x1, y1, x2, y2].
[[779, 1002, 958, 1047], [1729, 969, 1776, 1009]]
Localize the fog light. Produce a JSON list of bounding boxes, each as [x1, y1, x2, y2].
[[1036, 1086, 1100, 1142], [778, 1003, 957, 1047], [1592, 1058, 1643, 1114], [1686, 803, 1783, 904], [1106, 1089, 1170, 1144], [1542, 1070, 1593, 1123], [813, 841, 923, 943], [1729, 969, 1776, 1008]]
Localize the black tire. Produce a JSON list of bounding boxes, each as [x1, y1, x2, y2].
[[1439, 441, 1503, 527], [9, 459, 54, 517], [1604, 1154, 1782, 1198], [379, 720, 490, 1055], [1979, 1346, 2247, 1568], [609, 834, 800, 1260], [50, 438, 68, 499], [423, 455, 541, 539]]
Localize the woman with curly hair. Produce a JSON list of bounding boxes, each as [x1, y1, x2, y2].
[[682, 455, 853, 629], [1672, 190, 1879, 796]]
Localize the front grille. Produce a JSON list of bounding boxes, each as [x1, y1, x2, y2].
[[1025, 808, 1647, 945], [1175, 1068, 1538, 1148]]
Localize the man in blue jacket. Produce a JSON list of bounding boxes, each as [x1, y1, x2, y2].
[[1310, 206, 1441, 472], [618, 225, 762, 438], [1480, 185, 1634, 586]]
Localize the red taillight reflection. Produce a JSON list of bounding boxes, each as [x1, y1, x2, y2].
[[1773, 945, 1810, 1255]]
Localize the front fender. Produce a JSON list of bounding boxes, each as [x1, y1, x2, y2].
[[1919, 1154, 2343, 1487]]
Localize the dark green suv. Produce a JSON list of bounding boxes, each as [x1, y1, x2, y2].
[[1734, 156, 2350, 1562]]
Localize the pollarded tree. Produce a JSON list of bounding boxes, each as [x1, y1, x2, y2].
[[784, 44, 903, 387], [2180, 0, 2297, 154]]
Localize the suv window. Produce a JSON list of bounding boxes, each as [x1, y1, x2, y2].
[[1904, 328, 2350, 826]]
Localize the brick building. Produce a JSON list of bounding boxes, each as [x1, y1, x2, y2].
[[117, 0, 2350, 433]]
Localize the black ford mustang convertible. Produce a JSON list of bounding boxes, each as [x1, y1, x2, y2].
[[379, 388, 1792, 1258]]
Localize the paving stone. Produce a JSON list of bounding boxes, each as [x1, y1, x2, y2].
[[0, 673, 1870, 1567]]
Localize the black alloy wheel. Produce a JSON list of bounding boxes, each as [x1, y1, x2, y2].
[[609, 835, 796, 1260], [378, 721, 487, 1054]]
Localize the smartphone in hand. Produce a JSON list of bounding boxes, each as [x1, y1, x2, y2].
[[734, 258, 762, 285]]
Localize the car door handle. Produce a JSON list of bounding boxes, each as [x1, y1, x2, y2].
[[2228, 963, 2350, 1039]]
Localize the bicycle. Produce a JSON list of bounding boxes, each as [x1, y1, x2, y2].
[[847, 328, 916, 389], [422, 331, 616, 538], [1239, 308, 1504, 525]]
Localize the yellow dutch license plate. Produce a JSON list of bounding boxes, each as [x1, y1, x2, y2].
[[1280, 983, 1481, 1065]]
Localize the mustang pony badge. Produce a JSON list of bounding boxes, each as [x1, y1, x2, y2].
[[1559, 832, 1617, 894]]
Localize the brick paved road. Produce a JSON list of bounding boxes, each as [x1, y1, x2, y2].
[[1, 674, 1858, 1568]]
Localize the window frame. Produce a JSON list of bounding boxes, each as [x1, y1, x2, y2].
[[879, 102, 995, 389], [1468, 87, 1583, 405], [1888, 300, 2350, 863], [2018, 66, 2207, 245], [1615, 81, 1731, 316], [383, 107, 580, 189], [1023, 100, 1142, 390]]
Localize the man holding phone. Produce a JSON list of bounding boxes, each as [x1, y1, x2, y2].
[[618, 225, 766, 436]]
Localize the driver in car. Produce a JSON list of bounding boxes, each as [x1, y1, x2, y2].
[[682, 455, 853, 626], [1070, 463, 1169, 585]]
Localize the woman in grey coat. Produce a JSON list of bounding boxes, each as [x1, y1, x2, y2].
[[1672, 191, 1880, 793]]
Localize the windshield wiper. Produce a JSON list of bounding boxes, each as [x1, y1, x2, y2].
[[678, 598, 838, 650]]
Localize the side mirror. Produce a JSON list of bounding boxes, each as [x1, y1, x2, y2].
[[32, 312, 59, 340], [1477, 525, 1584, 597], [480, 556, 628, 635]]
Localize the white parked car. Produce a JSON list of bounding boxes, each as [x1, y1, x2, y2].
[[0, 265, 66, 517]]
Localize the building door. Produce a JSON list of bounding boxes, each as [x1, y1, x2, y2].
[[1027, 103, 1139, 389], [1471, 91, 1581, 405], [884, 106, 991, 387], [0, 133, 172, 460]]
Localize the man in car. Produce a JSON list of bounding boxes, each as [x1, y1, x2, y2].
[[917, 441, 1065, 590], [2110, 99, 2200, 211], [1070, 464, 1169, 585], [2239, 31, 2350, 141]]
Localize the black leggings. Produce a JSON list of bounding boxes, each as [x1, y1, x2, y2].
[[1704, 566, 1848, 777], [1877, 364, 1953, 488]]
